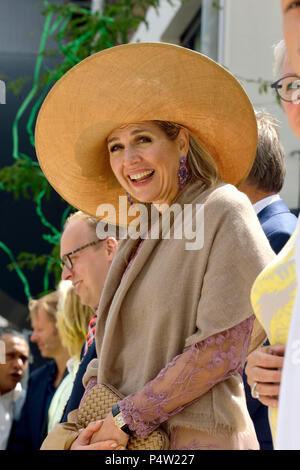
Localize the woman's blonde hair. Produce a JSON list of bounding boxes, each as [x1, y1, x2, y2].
[[153, 120, 220, 188], [56, 280, 94, 360], [28, 291, 59, 324]]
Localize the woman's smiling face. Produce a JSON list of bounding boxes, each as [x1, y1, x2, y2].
[[107, 121, 189, 206], [281, 1, 300, 75]]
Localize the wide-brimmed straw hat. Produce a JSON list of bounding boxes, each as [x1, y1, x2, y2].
[[35, 42, 257, 224]]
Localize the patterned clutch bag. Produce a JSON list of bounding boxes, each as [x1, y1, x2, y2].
[[77, 383, 169, 450]]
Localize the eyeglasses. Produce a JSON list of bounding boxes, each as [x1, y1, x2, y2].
[[60, 239, 102, 270], [271, 74, 300, 103]]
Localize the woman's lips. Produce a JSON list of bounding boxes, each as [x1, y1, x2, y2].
[[128, 170, 155, 185]]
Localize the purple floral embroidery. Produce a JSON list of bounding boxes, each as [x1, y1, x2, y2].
[[179, 441, 219, 450], [170, 426, 221, 450], [118, 316, 254, 438]]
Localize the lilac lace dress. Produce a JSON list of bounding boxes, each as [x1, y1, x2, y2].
[[84, 241, 258, 450], [118, 318, 257, 450]]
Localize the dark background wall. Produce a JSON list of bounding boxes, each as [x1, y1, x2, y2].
[[0, 0, 67, 333]]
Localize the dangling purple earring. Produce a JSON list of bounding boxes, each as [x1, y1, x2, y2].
[[126, 191, 134, 206], [178, 156, 189, 189]]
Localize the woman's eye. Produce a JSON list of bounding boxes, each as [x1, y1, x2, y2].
[[137, 136, 151, 143], [286, 2, 300, 11], [109, 144, 121, 153], [287, 80, 300, 90]]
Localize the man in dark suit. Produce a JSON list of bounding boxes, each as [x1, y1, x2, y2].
[[239, 109, 298, 450], [59, 212, 118, 422]]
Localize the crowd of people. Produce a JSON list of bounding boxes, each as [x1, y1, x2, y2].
[[1, 0, 300, 451]]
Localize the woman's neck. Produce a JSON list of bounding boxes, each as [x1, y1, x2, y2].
[[154, 179, 193, 213]]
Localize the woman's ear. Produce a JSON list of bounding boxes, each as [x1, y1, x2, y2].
[[177, 127, 190, 155]]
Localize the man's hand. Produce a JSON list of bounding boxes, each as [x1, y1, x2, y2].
[[245, 344, 285, 408], [70, 420, 125, 450]]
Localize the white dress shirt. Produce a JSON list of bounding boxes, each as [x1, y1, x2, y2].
[[0, 382, 22, 450], [253, 194, 280, 215]]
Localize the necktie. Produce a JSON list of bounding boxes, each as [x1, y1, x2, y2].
[[84, 312, 97, 355]]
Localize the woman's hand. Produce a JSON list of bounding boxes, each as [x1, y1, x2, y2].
[[70, 420, 125, 450], [245, 344, 285, 408], [89, 412, 129, 448]]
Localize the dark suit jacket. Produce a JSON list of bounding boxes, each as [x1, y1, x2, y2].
[[61, 341, 97, 422], [7, 361, 58, 450], [244, 198, 297, 450], [257, 199, 298, 254]]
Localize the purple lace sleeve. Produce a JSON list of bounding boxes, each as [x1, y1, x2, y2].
[[118, 316, 254, 438]]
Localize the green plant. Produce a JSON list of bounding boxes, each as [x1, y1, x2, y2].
[[0, 0, 171, 298], [0, 0, 275, 300]]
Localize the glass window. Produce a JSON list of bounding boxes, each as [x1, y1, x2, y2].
[[180, 7, 202, 52]]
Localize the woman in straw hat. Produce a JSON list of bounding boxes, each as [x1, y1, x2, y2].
[[36, 43, 274, 450]]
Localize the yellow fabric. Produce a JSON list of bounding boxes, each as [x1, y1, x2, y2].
[[250, 228, 298, 442]]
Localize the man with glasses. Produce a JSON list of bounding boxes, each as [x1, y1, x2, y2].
[[61, 214, 117, 311], [271, 40, 300, 141], [271, 74, 300, 105], [59, 211, 118, 421]]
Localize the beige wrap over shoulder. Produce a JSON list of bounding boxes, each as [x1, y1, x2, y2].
[[88, 181, 274, 435]]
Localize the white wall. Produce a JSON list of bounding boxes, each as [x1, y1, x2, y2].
[[222, 0, 300, 209], [131, 0, 201, 44], [0, 0, 64, 55], [132, 0, 300, 209]]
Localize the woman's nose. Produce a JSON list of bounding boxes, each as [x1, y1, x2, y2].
[[30, 331, 38, 343], [123, 146, 141, 164]]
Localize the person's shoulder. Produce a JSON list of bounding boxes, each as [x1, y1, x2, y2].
[[198, 182, 252, 213], [29, 361, 56, 382]]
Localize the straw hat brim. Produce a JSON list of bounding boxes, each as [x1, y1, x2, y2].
[[35, 42, 257, 224]]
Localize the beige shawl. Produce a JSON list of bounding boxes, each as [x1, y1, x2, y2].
[[90, 181, 274, 434]]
